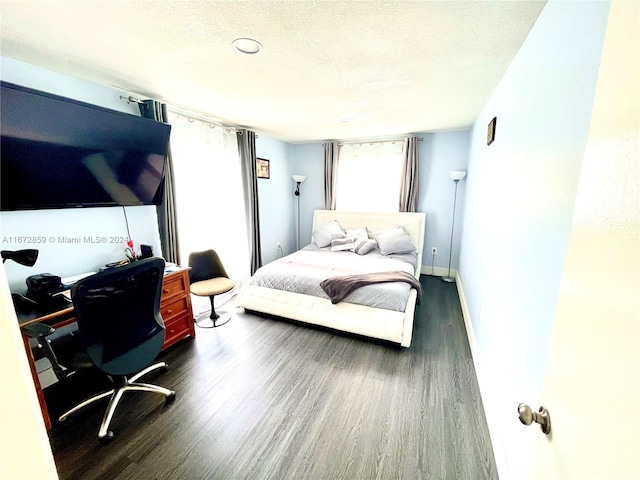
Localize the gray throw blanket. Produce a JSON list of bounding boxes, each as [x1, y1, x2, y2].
[[320, 270, 422, 305]]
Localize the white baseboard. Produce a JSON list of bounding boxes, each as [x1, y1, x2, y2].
[[456, 275, 509, 480], [420, 265, 454, 278]]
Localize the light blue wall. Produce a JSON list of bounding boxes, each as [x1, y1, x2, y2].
[[256, 141, 324, 259], [457, 1, 610, 477], [278, 135, 471, 275], [418, 131, 470, 274], [254, 139, 324, 263], [0, 57, 162, 292], [255, 135, 295, 263], [291, 143, 325, 246]]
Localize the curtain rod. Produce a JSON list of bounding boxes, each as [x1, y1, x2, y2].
[[119, 95, 146, 105], [333, 137, 424, 147], [120, 94, 243, 134], [166, 105, 243, 134]]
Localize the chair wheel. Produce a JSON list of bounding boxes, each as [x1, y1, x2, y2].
[[98, 431, 114, 445], [165, 391, 176, 405]]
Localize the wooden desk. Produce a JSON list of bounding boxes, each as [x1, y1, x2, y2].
[[19, 267, 196, 430]]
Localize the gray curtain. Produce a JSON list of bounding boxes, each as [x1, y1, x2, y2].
[[399, 136, 420, 212], [139, 100, 181, 264], [237, 129, 262, 275], [323, 142, 339, 210]]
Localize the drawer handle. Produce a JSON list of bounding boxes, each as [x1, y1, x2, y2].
[[162, 289, 170, 294], [166, 309, 173, 314]]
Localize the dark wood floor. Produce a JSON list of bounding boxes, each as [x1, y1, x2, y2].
[[48, 275, 497, 480]]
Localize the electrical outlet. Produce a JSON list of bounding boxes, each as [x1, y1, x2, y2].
[[431, 247, 437, 255], [277, 242, 281, 249]]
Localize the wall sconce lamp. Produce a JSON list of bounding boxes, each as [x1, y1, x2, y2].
[[1, 249, 39, 266], [292, 175, 306, 250], [2, 249, 40, 309], [441, 171, 466, 283]]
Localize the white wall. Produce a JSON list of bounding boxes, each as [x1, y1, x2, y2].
[[0, 57, 162, 292], [0, 265, 58, 479], [456, 1, 611, 478]]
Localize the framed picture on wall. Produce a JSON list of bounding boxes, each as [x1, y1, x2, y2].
[[257, 158, 270, 179], [487, 117, 497, 145]]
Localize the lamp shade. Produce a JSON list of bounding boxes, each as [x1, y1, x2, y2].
[[292, 175, 306, 183], [449, 170, 467, 181], [1, 249, 39, 266]]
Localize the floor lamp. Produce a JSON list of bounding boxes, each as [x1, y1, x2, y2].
[[441, 170, 467, 283], [293, 175, 306, 250]]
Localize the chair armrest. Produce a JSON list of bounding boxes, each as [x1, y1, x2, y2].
[[21, 322, 69, 382], [21, 322, 55, 338]]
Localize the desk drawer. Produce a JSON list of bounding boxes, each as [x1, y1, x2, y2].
[[163, 313, 193, 350], [161, 296, 190, 324], [161, 273, 189, 301]]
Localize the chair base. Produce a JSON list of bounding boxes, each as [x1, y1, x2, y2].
[[58, 361, 175, 444], [193, 294, 232, 328], [194, 311, 231, 328]]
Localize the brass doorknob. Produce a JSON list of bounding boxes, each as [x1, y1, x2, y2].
[[518, 403, 551, 435]]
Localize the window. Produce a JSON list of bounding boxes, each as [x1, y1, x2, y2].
[[335, 141, 404, 212], [167, 111, 249, 286]]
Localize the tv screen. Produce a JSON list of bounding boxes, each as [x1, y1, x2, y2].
[[0, 81, 171, 211]]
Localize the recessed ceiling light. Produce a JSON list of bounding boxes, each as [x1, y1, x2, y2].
[[232, 38, 263, 55], [341, 117, 354, 123]]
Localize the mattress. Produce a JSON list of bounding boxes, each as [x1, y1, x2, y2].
[[247, 245, 417, 312]]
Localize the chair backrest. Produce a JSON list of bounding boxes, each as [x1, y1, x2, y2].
[[71, 257, 166, 376], [188, 249, 229, 284]]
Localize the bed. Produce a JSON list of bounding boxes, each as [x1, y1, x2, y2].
[[236, 210, 426, 347]]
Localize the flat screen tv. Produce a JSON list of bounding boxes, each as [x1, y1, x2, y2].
[[0, 81, 171, 211]]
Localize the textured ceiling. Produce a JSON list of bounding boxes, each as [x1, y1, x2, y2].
[[0, 1, 546, 143]]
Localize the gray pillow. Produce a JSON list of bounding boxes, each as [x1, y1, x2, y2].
[[312, 220, 346, 248], [374, 226, 415, 255]]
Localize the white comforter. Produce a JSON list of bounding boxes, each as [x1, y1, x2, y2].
[[247, 246, 417, 312]]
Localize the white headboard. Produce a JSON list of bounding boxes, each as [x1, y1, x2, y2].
[[312, 210, 426, 277]]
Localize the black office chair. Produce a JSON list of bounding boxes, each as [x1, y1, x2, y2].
[[25, 258, 176, 444], [188, 249, 235, 328]]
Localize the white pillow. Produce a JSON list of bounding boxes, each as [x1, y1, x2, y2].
[[330, 237, 355, 252], [345, 227, 368, 240], [353, 236, 367, 252], [354, 238, 377, 255], [312, 220, 346, 248], [374, 226, 415, 255]]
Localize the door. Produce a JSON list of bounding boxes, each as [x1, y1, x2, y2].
[[526, 2, 639, 478]]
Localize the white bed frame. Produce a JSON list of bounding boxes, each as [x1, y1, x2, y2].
[[236, 210, 426, 347]]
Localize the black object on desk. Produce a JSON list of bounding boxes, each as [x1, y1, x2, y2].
[[140, 244, 153, 259], [26, 273, 64, 304]]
